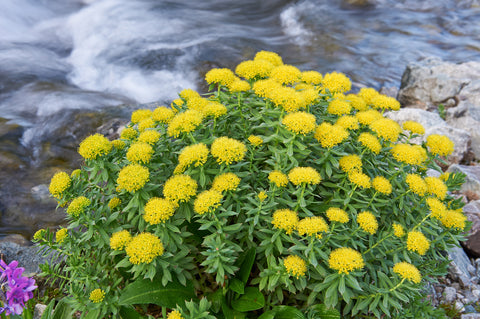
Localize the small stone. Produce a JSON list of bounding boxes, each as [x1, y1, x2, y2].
[[444, 286, 457, 303], [455, 300, 465, 312], [33, 304, 47, 319], [464, 305, 477, 314], [461, 314, 480, 319], [473, 289, 480, 299]]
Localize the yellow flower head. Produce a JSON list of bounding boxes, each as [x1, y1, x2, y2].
[[440, 210, 467, 230], [328, 247, 365, 274], [406, 230, 430, 255], [327, 99, 352, 116], [138, 130, 161, 145], [393, 262, 421, 284], [300, 88, 319, 105], [357, 211, 378, 234], [108, 197, 121, 210], [426, 134, 455, 156], [70, 169, 81, 179], [248, 135, 263, 147], [205, 68, 237, 87], [78, 134, 112, 160], [348, 171, 371, 189], [117, 164, 149, 193], [270, 64, 301, 85], [167, 110, 204, 138], [203, 101, 227, 118], [138, 117, 155, 132], [56, 228, 68, 243], [282, 111, 316, 135], [163, 174, 198, 204], [288, 167, 321, 186], [33, 229, 46, 241], [66, 196, 91, 217], [425, 177, 448, 200], [301, 70, 323, 85], [372, 94, 400, 111], [426, 197, 447, 219], [112, 139, 126, 150], [336, 115, 359, 130], [369, 118, 402, 142], [402, 121, 425, 135], [175, 143, 209, 174], [120, 127, 138, 140], [125, 233, 164, 265], [212, 172, 241, 192], [186, 97, 209, 113], [297, 216, 329, 239], [358, 132, 381, 154], [372, 176, 392, 195], [314, 123, 349, 148], [228, 79, 251, 92], [283, 255, 307, 278], [405, 174, 427, 196], [393, 223, 405, 237], [321, 72, 352, 93], [252, 78, 282, 98], [326, 207, 349, 223], [126, 142, 154, 164], [356, 109, 383, 125], [391, 144, 426, 165], [152, 106, 175, 124], [272, 209, 298, 234], [358, 87, 380, 105], [254, 51, 283, 66], [235, 59, 274, 79], [167, 310, 184, 319], [269, 86, 307, 112], [339, 154, 362, 173], [346, 94, 368, 111], [144, 197, 176, 224], [171, 99, 184, 111], [110, 230, 131, 250], [258, 191, 268, 202], [178, 88, 200, 101], [49, 171, 71, 198], [194, 190, 223, 215], [211, 137, 247, 165], [131, 109, 152, 124], [268, 170, 289, 187], [89, 289, 106, 303]]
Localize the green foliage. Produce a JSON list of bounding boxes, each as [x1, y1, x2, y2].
[[35, 51, 467, 318], [438, 104, 446, 120]]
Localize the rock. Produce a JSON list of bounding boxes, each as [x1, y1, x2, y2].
[[385, 108, 472, 163], [443, 286, 457, 303], [448, 245, 476, 288], [464, 304, 477, 313], [0, 236, 50, 275], [462, 314, 480, 319], [448, 165, 480, 196], [447, 101, 480, 159], [31, 184, 56, 205], [455, 300, 465, 311], [33, 304, 47, 319]]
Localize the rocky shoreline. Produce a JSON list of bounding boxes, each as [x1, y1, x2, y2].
[[2, 58, 480, 317]]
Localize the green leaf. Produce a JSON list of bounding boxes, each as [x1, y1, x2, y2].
[[272, 306, 305, 319], [119, 306, 144, 319], [237, 248, 256, 284], [308, 304, 341, 319], [231, 287, 265, 312], [52, 299, 73, 319], [258, 311, 276, 319], [119, 276, 196, 308], [83, 309, 101, 319], [41, 300, 56, 319], [222, 299, 247, 319], [230, 278, 245, 294]]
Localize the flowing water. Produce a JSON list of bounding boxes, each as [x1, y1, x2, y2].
[[0, 0, 479, 238]]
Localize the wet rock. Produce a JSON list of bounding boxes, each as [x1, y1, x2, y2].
[[0, 235, 48, 275], [31, 184, 56, 205]]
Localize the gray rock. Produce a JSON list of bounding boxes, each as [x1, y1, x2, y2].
[[448, 245, 475, 288], [31, 184, 56, 204], [0, 236, 50, 275], [33, 304, 47, 319], [464, 201, 480, 258], [462, 314, 480, 319], [463, 305, 477, 314], [447, 101, 480, 159], [448, 165, 480, 195], [443, 286, 457, 303]]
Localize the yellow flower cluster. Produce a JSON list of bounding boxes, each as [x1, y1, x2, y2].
[[235, 59, 274, 79], [108, 197, 121, 210], [187, 97, 209, 112], [406, 231, 430, 255], [56, 228, 68, 243], [426, 197, 447, 219], [175, 143, 209, 174], [405, 174, 427, 196], [426, 134, 454, 156], [110, 230, 131, 250], [288, 167, 321, 186], [71, 169, 81, 178], [211, 137, 247, 165], [167, 110, 203, 137], [203, 101, 227, 118], [358, 87, 379, 105], [328, 247, 364, 274], [167, 310, 184, 319], [321, 72, 352, 93], [112, 139, 126, 150], [327, 99, 352, 116], [425, 177, 447, 200], [194, 190, 223, 215], [440, 210, 467, 230], [138, 117, 155, 132], [346, 94, 368, 111], [205, 68, 236, 87], [270, 64, 301, 84], [336, 115, 359, 130], [326, 207, 349, 223], [297, 216, 328, 238], [258, 191, 268, 202], [49, 171, 71, 198], [357, 211, 378, 234], [138, 130, 161, 145], [152, 106, 175, 123], [66, 196, 91, 217], [282, 111, 316, 135], [120, 127, 138, 140], [33, 229, 46, 241], [269, 86, 307, 112], [125, 232, 164, 264], [356, 109, 383, 125], [78, 133, 112, 160], [393, 262, 421, 284], [339, 154, 362, 173], [372, 94, 400, 111], [131, 109, 152, 124], [272, 209, 298, 234], [372, 176, 392, 195], [348, 171, 371, 189], [402, 121, 425, 135], [229, 79, 251, 92], [268, 170, 289, 187], [163, 174, 198, 204], [248, 135, 263, 147], [393, 223, 405, 237], [391, 144, 426, 165], [369, 118, 402, 142], [358, 132, 381, 154], [179, 88, 200, 101], [117, 164, 149, 192], [89, 289, 106, 303], [314, 122, 349, 148], [283, 255, 307, 278], [301, 70, 322, 84], [126, 142, 154, 164], [144, 197, 176, 224], [211, 172, 241, 192]]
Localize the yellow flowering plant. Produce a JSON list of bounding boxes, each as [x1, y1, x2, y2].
[[35, 51, 468, 318]]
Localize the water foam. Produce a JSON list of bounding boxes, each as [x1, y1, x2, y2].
[[279, 3, 314, 46]]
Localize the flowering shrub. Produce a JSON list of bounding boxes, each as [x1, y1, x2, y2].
[[35, 51, 466, 318]]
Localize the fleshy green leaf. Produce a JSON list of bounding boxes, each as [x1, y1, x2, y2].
[[231, 287, 265, 312]]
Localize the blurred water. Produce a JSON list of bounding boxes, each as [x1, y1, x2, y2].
[[0, 0, 479, 236]]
